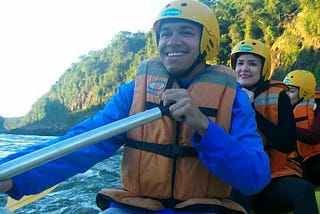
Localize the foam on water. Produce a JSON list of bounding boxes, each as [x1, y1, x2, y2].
[[0, 134, 122, 214]]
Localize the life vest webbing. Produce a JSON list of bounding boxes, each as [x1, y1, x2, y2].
[[125, 139, 198, 158], [295, 116, 308, 123], [145, 101, 218, 118]]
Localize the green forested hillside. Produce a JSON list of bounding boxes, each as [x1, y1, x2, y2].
[[1, 0, 319, 136]]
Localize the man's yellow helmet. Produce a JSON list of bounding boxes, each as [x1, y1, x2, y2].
[[153, 0, 220, 62], [230, 39, 272, 80], [283, 70, 316, 101]]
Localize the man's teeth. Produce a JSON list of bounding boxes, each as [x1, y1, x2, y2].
[[168, 52, 183, 57]]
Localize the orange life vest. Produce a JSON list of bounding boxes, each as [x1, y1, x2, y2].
[[254, 81, 302, 178], [97, 58, 246, 213], [293, 98, 320, 161]]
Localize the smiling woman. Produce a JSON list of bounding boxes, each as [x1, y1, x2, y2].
[[229, 38, 319, 214], [0, 0, 172, 118]]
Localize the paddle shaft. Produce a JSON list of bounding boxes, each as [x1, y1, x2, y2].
[[0, 107, 163, 180]]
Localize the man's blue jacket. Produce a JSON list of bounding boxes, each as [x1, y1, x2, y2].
[[1, 80, 271, 202]]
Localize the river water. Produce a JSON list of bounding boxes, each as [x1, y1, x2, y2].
[[0, 134, 122, 214]]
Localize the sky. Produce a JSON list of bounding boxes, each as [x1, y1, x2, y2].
[[0, 0, 173, 117]]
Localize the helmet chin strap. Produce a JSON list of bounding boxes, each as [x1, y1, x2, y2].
[[246, 78, 262, 91], [171, 52, 206, 79]]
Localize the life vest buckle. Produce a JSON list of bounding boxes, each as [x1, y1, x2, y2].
[[165, 144, 183, 157]]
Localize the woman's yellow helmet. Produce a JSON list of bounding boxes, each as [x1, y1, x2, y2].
[[230, 39, 272, 80], [153, 0, 220, 62], [283, 70, 316, 101]]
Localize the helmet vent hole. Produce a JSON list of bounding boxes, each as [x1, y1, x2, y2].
[[252, 42, 256, 45], [208, 39, 214, 48], [206, 45, 211, 52]]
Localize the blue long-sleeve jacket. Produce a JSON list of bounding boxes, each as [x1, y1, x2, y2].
[[1, 80, 271, 200]]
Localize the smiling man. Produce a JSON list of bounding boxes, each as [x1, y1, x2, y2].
[[0, 1, 270, 214]]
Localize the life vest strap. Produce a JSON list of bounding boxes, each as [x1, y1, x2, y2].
[[125, 139, 198, 158], [159, 198, 182, 208], [295, 116, 308, 122], [146, 101, 218, 118]]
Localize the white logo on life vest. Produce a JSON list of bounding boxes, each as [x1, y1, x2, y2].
[[148, 80, 166, 95]]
